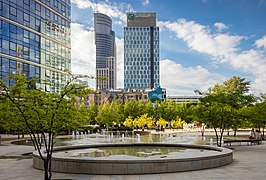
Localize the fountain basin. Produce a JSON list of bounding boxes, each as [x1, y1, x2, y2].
[[33, 143, 233, 175]]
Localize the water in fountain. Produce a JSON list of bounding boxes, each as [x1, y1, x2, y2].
[[117, 130, 120, 139], [210, 137, 213, 145], [108, 134, 111, 143], [72, 131, 75, 139], [137, 134, 141, 143], [101, 129, 106, 136], [76, 131, 80, 139], [149, 133, 153, 143], [122, 134, 125, 143], [111, 133, 114, 139], [169, 133, 173, 142], [95, 132, 98, 143]]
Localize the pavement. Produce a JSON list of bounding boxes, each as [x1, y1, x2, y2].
[[1, 134, 266, 180]]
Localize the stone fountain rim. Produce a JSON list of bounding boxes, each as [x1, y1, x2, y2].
[[33, 143, 232, 163]]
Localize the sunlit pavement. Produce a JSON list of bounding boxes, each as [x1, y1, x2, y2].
[[1, 133, 266, 180]]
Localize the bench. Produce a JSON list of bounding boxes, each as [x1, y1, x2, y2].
[[224, 139, 262, 146]]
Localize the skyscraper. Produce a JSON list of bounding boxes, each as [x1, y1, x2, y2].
[[124, 12, 160, 89], [94, 13, 116, 90], [0, 0, 71, 93]]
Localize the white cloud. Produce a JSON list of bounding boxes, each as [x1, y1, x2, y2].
[[71, 22, 125, 90], [158, 19, 266, 95], [71, 0, 93, 9], [115, 38, 124, 89], [158, 19, 243, 58], [214, 22, 228, 32], [161, 59, 225, 95], [71, 1, 266, 95], [71, 0, 132, 24], [142, 0, 151, 6], [255, 35, 266, 49], [71, 23, 96, 88]]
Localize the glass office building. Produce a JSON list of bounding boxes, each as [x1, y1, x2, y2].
[[0, 0, 71, 93], [94, 13, 116, 90], [124, 12, 160, 89]]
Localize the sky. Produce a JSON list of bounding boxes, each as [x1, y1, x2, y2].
[[70, 0, 266, 96]]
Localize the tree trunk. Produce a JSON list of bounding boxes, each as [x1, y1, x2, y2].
[[214, 128, 220, 147], [43, 158, 50, 180], [201, 125, 205, 136], [263, 128, 265, 140], [219, 129, 224, 147], [234, 128, 237, 137]]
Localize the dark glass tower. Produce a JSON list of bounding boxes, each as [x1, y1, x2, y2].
[[0, 0, 71, 93], [124, 12, 160, 89], [94, 13, 116, 90]]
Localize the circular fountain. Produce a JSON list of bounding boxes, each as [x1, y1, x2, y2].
[[33, 142, 233, 175]]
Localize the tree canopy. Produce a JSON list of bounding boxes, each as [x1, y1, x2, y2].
[[0, 74, 91, 180]]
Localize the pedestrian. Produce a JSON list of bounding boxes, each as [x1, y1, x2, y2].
[[249, 128, 255, 139]]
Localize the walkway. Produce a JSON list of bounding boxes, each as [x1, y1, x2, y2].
[[0, 136, 266, 179]]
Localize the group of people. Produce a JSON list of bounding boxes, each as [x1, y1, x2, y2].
[[249, 128, 262, 140]]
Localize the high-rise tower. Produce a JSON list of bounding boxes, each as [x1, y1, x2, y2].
[[124, 12, 160, 89], [94, 13, 116, 90], [0, 0, 71, 93]]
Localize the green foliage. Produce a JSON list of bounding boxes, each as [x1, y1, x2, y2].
[[123, 99, 143, 119], [87, 104, 98, 124], [0, 74, 91, 180], [95, 101, 122, 129], [247, 102, 266, 130], [195, 76, 255, 146]]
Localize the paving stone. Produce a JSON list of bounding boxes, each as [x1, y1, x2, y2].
[[1, 134, 266, 180]]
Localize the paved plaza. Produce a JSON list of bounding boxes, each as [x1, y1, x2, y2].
[[0, 134, 266, 180]]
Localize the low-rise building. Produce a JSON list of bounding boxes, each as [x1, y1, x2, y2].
[[87, 87, 166, 106], [166, 95, 201, 104]]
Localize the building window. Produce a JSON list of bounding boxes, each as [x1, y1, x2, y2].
[[24, 13, 30, 22], [24, 0, 30, 5], [2, 58, 9, 73], [35, 3, 41, 11], [10, 6, 17, 16]]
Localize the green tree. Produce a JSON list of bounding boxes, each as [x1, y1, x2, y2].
[[0, 75, 90, 180], [248, 100, 266, 138], [115, 100, 126, 125], [96, 101, 120, 129], [87, 104, 98, 125], [124, 99, 142, 119], [196, 76, 254, 146]]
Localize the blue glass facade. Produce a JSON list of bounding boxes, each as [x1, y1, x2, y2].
[[124, 26, 160, 89], [0, 0, 71, 93]]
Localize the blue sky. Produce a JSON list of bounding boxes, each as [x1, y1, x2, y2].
[[70, 0, 266, 96]]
